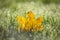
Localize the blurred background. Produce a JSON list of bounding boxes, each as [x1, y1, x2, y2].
[[0, 0, 60, 9], [0, 0, 60, 40]]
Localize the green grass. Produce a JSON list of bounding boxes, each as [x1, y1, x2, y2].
[[0, 2, 60, 40]]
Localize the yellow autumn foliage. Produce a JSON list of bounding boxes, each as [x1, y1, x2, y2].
[[17, 11, 44, 32]]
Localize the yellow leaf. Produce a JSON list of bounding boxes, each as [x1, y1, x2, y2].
[[17, 11, 44, 32], [37, 16, 43, 22], [17, 16, 26, 31], [26, 11, 35, 19]]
